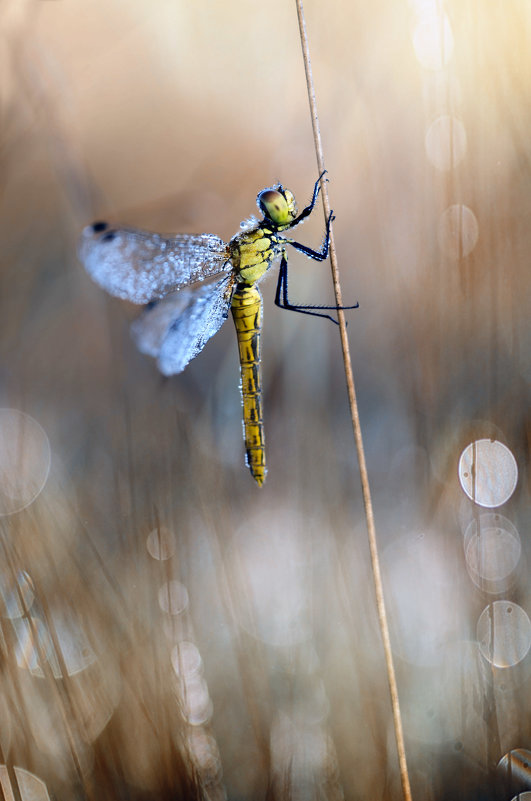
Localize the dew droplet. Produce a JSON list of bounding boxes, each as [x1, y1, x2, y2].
[[0, 410, 51, 516], [146, 526, 175, 560], [464, 513, 521, 593], [458, 439, 518, 507], [477, 601, 531, 668], [158, 580, 189, 616], [438, 204, 479, 259]]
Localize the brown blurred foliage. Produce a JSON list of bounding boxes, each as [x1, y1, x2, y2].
[[0, 1, 529, 799]]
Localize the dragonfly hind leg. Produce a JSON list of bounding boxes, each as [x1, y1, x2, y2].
[[274, 253, 359, 324]]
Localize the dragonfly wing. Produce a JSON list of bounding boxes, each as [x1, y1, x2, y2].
[[131, 274, 233, 375], [79, 223, 230, 304], [130, 293, 193, 359]]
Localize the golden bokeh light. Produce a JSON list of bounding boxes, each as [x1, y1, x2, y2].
[[0, 0, 529, 798]]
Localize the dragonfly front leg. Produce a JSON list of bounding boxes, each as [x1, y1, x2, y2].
[[289, 170, 328, 227]]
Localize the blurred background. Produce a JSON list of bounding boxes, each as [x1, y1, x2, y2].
[[0, 0, 529, 798]]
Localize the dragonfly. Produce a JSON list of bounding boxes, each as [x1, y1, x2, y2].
[[79, 172, 357, 486]]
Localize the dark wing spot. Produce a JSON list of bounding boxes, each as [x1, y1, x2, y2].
[[91, 221, 109, 233], [102, 231, 116, 243]]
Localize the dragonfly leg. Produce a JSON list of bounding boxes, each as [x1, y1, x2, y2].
[[274, 252, 358, 324], [288, 210, 335, 261], [223, 272, 237, 304], [289, 170, 328, 227]]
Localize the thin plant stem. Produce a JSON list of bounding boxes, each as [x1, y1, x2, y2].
[[294, 3, 413, 801]]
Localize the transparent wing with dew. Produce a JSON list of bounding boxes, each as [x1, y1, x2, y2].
[[131, 274, 233, 375], [79, 223, 230, 304]]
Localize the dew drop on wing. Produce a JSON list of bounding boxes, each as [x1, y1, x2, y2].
[[132, 275, 233, 376], [131, 291, 193, 358], [79, 226, 230, 305], [157, 277, 232, 375]]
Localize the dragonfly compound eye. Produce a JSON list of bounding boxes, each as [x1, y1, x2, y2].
[[257, 189, 292, 226]]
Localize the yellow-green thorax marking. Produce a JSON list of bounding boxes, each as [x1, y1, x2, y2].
[[228, 187, 298, 485]]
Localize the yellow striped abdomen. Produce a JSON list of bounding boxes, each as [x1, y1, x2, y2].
[[230, 284, 266, 486]]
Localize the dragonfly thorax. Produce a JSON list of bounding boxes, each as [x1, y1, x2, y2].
[[229, 226, 284, 286]]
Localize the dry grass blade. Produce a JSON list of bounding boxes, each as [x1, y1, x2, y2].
[[294, 2, 413, 800]]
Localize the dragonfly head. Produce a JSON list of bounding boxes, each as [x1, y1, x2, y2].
[[257, 186, 298, 228]]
